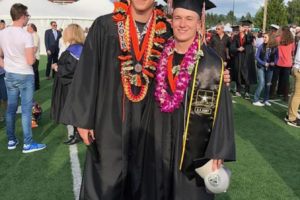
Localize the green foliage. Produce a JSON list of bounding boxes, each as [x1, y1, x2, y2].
[[287, 0, 300, 25], [226, 10, 236, 24], [267, 0, 288, 26], [206, 10, 238, 28], [206, 13, 228, 27], [254, 7, 264, 29], [254, 0, 288, 30]]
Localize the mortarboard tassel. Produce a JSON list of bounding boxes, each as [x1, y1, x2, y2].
[[167, 0, 173, 16], [201, 1, 206, 45]]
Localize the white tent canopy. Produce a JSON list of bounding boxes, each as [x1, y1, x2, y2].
[[0, 0, 114, 54]]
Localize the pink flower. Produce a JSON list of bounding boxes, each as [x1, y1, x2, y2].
[[154, 35, 202, 113]]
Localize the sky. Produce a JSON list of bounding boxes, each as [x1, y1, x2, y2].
[[155, 0, 291, 17]]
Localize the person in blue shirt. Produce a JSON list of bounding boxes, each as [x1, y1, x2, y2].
[[253, 33, 279, 106]]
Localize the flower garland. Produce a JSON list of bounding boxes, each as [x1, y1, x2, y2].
[[113, 1, 167, 102], [155, 36, 204, 113]]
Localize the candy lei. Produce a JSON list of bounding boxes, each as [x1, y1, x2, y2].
[[155, 36, 204, 113], [113, 1, 167, 102]]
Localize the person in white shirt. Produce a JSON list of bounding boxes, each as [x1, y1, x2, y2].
[[0, 19, 5, 30], [27, 23, 40, 90], [58, 29, 70, 59], [287, 42, 300, 128], [0, 3, 46, 153]]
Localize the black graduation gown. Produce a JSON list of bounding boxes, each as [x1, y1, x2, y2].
[[230, 33, 257, 85], [149, 45, 235, 200], [227, 38, 236, 82], [51, 50, 79, 123], [60, 14, 170, 200]]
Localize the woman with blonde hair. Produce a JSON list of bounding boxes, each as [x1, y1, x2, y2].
[[51, 24, 85, 145]]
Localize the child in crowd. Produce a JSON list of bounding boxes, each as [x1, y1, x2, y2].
[[50, 24, 85, 145], [253, 33, 279, 106]]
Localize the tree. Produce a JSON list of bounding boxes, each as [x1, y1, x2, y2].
[[287, 0, 300, 25], [226, 10, 236, 24], [245, 12, 253, 22], [254, 7, 264, 29], [240, 15, 246, 22], [267, 0, 288, 27], [254, 0, 287, 30]]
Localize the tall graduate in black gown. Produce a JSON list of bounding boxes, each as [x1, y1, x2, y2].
[[61, 0, 172, 199], [230, 20, 257, 98], [151, 0, 235, 199]]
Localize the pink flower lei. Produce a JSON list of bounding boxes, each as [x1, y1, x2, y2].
[[154, 35, 203, 113]]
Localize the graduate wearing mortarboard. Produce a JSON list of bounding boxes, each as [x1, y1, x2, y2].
[[149, 0, 236, 199], [227, 25, 240, 84], [230, 19, 257, 99]]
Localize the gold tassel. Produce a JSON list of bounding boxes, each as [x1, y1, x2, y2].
[[201, 2, 206, 45]]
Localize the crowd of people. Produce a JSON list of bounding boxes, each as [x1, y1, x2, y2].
[[207, 21, 300, 128], [0, 0, 299, 200]]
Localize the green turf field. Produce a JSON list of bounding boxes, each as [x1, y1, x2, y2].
[[0, 56, 299, 200]]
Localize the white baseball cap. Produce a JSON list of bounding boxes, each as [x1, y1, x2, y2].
[[270, 24, 280, 30], [195, 159, 231, 194]]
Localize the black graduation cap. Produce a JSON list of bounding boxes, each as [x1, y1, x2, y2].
[[231, 25, 240, 32], [240, 20, 252, 26], [0, 19, 5, 24], [173, 0, 216, 17]]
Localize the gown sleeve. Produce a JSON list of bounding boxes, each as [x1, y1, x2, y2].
[[60, 18, 102, 129], [230, 35, 239, 56], [204, 82, 236, 162], [57, 52, 78, 85]]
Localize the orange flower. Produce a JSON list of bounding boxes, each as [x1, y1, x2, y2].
[[136, 75, 142, 87], [155, 22, 167, 31], [118, 55, 132, 61], [113, 2, 128, 13], [113, 13, 125, 22], [151, 49, 162, 55], [153, 37, 165, 44], [147, 60, 158, 67], [155, 9, 166, 17], [143, 69, 154, 78]]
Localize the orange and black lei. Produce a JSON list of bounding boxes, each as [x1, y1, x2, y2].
[[112, 1, 167, 103]]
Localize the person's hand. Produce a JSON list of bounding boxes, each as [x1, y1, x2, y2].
[[212, 159, 224, 172], [47, 50, 51, 55], [265, 63, 270, 67], [270, 62, 275, 66], [238, 47, 244, 52], [78, 128, 95, 145], [223, 69, 231, 86], [51, 63, 58, 72], [227, 55, 231, 60], [224, 61, 227, 67], [0, 58, 4, 68]]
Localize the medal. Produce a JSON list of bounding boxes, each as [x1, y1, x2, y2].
[[134, 63, 143, 73]]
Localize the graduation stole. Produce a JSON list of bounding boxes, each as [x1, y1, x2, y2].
[[239, 32, 245, 46], [179, 47, 224, 171], [112, 1, 167, 102]]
